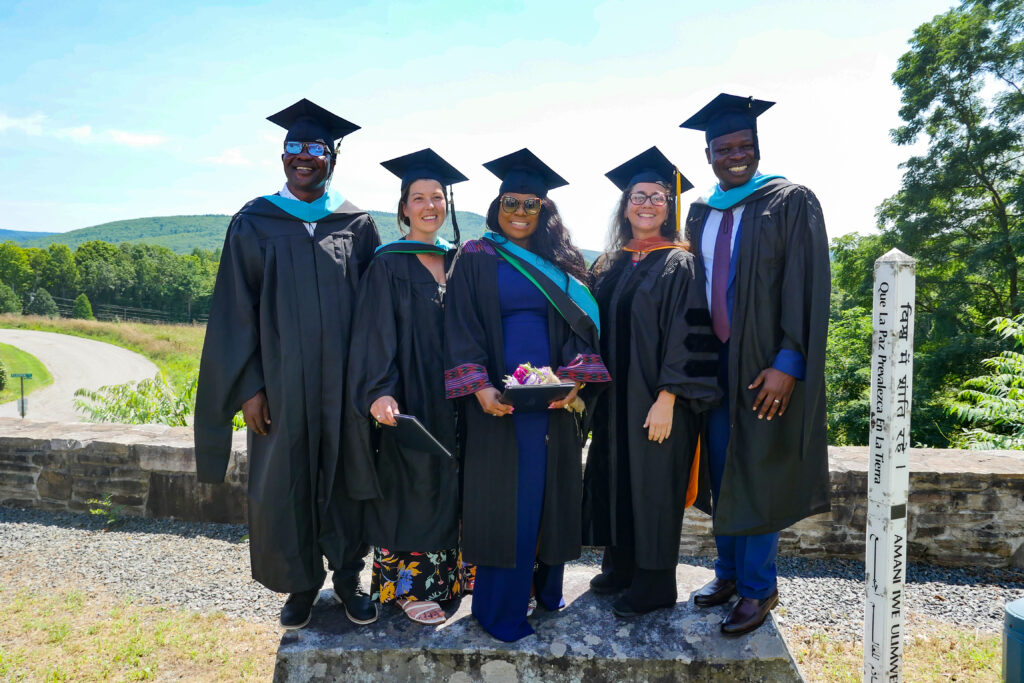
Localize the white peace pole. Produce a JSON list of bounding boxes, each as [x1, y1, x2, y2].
[[863, 249, 915, 683]]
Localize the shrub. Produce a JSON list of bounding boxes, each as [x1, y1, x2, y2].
[[0, 281, 20, 314], [0, 358, 7, 391], [25, 288, 59, 318], [71, 293, 95, 320]]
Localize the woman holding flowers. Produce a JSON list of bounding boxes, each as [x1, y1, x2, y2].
[[444, 149, 610, 641]]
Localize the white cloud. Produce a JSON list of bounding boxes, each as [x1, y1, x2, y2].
[[205, 147, 254, 166], [0, 113, 44, 135], [107, 130, 166, 147]]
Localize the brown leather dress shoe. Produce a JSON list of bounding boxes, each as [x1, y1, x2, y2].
[[692, 577, 737, 607], [720, 590, 779, 636]]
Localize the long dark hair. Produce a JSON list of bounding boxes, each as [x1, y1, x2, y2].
[[486, 196, 590, 286], [606, 181, 684, 253]]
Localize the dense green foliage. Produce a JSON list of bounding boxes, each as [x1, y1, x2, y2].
[[948, 315, 1024, 449], [0, 281, 20, 314], [25, 288, 59, 318], [0, 358, 6, 391], [71, 293, 94, 320], [827, 0, 1023, 447], [74, 373, 198, 426]]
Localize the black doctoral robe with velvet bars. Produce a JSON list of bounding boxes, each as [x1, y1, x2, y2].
[[582, 248, 721, 569], [443, 239, 611, 569], [194, 195, 380, 594], [342, 248, 460, 552], [684, 178, 831, 536]]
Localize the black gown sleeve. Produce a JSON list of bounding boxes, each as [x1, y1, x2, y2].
[[193, 215, 265, 483], [443, 248, 494, 398], [655, 253, 721, 413], [342, 257, 398, 500]]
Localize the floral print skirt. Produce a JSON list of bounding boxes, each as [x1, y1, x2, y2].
[[371, 546, 464, 604]]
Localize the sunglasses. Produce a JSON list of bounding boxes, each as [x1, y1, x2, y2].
[[283, 141, 330, 156], [629, 192, 669, 206], [500, 195, 543, 215]]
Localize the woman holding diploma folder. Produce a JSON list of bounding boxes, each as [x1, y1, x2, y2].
[[344, 149, 468, 625], [444, 149, 611, 642]]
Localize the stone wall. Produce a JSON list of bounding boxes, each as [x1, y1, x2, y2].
[[1, 418, 1022, 568], [0, 418, 247, 523]]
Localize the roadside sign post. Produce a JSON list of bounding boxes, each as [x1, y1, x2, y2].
[[11, 373, 33, 418], [863, 249, 915, 683]]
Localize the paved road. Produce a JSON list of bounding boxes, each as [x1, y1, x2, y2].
[[0, 329, 159, 423]]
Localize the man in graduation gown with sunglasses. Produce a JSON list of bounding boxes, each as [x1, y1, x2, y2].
[[680, 94, 831, 636], [194, 99, 381, 630]]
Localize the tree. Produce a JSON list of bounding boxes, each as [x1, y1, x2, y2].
[[41, 244, 78, 298], [0, 280, 20, 314], [866, 0, 1024, 446], [949, 314, 1024, 449], [75, 241, 135, 307], [25, 288, 59, 318], [825, 301, 873, 445], [71, 293, 95, 320], [0, 242, 33, 297]]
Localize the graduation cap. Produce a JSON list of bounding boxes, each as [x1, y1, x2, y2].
[[380, 148, 468, 188], [679, 93, 775, 157], [604, 146, 693, 193], [381, 148, 469, 244], [606, 146, 694, 233], [267, 98, 360, 152], [483, 148, 568, 198]]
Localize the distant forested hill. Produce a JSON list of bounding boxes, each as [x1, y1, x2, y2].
[[0, 229, 57, 243], [18, 211, 489, 254]]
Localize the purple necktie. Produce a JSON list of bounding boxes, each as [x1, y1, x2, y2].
[[711, 209, 733, 343]]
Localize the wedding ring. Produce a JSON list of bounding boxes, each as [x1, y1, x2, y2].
[[773, 399, 781, 404]]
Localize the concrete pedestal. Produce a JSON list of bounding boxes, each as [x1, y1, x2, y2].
[[274, 564, 801, 682]]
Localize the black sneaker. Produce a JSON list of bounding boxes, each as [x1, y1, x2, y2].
[[280, 589, 318, 630], [590, 571, 630, 595], [332, 579, 379, 625]]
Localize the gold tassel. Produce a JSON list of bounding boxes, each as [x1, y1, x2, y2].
[[675, 168, 682, 233]]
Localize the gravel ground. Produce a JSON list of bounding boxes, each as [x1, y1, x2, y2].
[[3, 505, 1021, 639]]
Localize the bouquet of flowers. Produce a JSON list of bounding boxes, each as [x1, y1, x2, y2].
[[503, 363, 585, 413]]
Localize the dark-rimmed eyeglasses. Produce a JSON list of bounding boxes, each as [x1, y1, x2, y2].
[[629, 192, 669, 206], [284, 141, 330, 156], [500, 195, 543, 215]]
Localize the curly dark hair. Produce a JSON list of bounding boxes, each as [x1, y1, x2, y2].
[[606, 181, 686, 253], [486, 195, 591, 286]]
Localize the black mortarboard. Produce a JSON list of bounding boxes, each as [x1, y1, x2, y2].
[[267, 98, 360, 150], [483, 148, 568, 198], [680, 93, 774, 157], [604, 146, 694, 193], [380, 148, 469, 188]]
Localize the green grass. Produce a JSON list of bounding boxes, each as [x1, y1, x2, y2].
[[0, 341, 53, 403], [0, 315, 204, 390], [0, 586, 277, 682], [783, 621, 1002, 682]]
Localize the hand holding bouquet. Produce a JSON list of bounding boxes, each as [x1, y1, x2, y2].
[[503, 363, 585, 413]]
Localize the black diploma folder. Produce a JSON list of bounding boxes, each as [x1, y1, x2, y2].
[[498, 383, 575, 412], [383, 414, 454, 459]]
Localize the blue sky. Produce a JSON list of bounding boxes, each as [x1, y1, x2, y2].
[[1, 0, 954, 249]]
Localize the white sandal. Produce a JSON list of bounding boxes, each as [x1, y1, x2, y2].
[[527, 596, 537, 617], [397, 598, 446, 625]]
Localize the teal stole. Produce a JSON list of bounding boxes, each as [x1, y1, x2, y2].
[[262, 187, 347, 222], [482, 232, 601, 336], [375, 236, 454, 257], [705, 174, 786, 210]]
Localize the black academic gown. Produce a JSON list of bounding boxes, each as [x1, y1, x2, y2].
[[684, 179, 831, 536], [582, 248, 721, 569], [194, 195, 380, 594], [342, 248, 459, 552], [444, 241, 609, 569]]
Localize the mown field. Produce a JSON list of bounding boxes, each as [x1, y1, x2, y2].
[[0, 342, 53, 404]]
